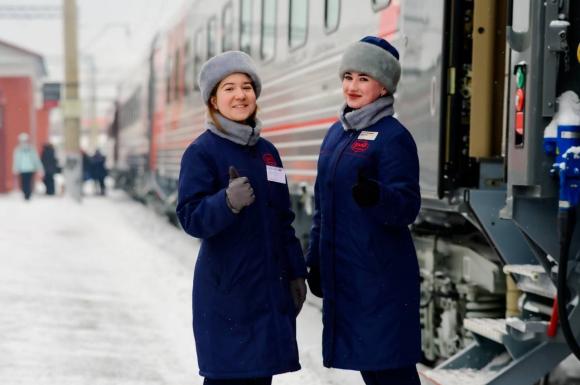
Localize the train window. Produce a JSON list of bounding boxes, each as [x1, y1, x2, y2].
[[173, 50, 180, 99], [240, 0, 253, 55], [371, 0, 391, 11], [166, 54, 173, 102], [289, 0, 308, 49], [184, 40, 193, 95], [207, 17, 217, 58], [260, 0, 276, 61], [193, 28, 204, 91], [222, 2, 234, 51], [324, 0, 340, 33]]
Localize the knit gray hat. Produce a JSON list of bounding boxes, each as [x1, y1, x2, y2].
[[198, 51, 262, 105], [339, 36, 401, 93]]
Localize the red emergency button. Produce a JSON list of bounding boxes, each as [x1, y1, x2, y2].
[[515, 88, 525, 112], [515, 111, 525, 135]]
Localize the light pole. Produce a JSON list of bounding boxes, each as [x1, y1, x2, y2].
[[62, 0, 82, 201]]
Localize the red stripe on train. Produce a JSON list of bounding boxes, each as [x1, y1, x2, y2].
[[155, 116, 338, 150], [262, 117, 337, 133]]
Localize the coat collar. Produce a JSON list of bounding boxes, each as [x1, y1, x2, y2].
[[205, 112, 262, 146], [339, 95, 394, 131]]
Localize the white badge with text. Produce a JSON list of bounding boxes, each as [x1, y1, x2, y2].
[[358, 131, 379, 141], [266, 165, 287, 184]]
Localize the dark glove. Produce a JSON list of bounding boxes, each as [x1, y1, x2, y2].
[[226, 166, 255, 213], [290, 278, 307, 315], [352, 169, 380, 207], [307, 265, 323, 298]]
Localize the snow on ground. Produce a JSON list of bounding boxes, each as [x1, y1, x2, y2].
[[0, 189, 361, 385], [11, 188, 580, 385]]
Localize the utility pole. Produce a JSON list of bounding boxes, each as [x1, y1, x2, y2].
[[62, 0, 82, 201], [88, 55, 98, 153]]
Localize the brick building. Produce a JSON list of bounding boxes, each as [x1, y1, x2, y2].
[[0, 39, 49, 193]]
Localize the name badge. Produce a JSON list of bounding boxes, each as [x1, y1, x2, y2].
[[266, 165, 287, 184], [358, 131, 378, 141]]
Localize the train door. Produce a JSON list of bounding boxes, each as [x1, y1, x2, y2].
[[396, 0, 445, 201], [437, 0, 508, 200]]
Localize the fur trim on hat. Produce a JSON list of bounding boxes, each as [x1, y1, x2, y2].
[[198, 51, 262, 105], [339, 38, 401, 93]]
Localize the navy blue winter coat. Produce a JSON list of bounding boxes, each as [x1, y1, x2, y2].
[[307, 115, 422, 371], [177, 130, 307, 379]]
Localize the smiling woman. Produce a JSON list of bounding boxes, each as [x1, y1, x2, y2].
[[176, 50, 307, 384], [306, 36, 422, 385]]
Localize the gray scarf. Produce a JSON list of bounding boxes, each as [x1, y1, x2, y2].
[[206, 112, 262, 146], [340, 95, 395, 131]]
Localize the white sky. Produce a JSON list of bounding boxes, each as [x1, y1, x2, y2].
[[0, 0, 188, 115]]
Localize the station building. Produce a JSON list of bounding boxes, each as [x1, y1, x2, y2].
[[0, 38, 53, 193]]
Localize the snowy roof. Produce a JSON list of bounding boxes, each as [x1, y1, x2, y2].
[[0, 38, 47, 77]]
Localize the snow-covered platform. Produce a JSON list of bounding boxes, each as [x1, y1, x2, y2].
[[0, 191, 363, 385]]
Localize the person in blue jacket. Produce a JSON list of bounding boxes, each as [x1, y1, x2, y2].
[[176, 51, 307, 385], [13, 132, 44, 200], [306, 36, 422, 385]]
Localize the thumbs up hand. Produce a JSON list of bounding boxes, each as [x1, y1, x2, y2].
[[228, 166, 240, 180], [226, 166, 255, 213], [351, 169, 380, 207]]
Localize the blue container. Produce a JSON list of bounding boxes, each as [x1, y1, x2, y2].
[[556, 124, 580, 163]]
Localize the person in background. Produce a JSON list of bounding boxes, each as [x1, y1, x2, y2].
[[12, 132, 44, 200], [176, 51, 307, 385], [40, 143, 60, 196], [81, 150, 92, 184], [306, 36, 422, 385], [91, 150, 107, 196]]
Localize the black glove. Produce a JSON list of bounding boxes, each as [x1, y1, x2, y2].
[[226, 166, 255, 213], [352, 169, 380, 207], [290, 278, 307, 315], [307, 264, 323, 298]]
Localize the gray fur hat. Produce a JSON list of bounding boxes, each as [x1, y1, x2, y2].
[[198, 51, 262, 105], [339, 36, 401, 93]]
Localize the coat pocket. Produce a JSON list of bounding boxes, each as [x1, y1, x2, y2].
[[211, 290, 253, 336]]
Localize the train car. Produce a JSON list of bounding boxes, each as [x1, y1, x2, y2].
[[110, 1, 580, 376]]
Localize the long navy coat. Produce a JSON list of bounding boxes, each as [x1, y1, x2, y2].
[[307, 115, 422, 371], [177, 130, 307, 379]]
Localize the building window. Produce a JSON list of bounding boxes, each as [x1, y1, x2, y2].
[[222, 2, 234, 51], [193, 28, 204, 91], [372, 0, 391, 11], [324, 0, 340, 32], [260, 0, 276, 61], [289, 0, 308, 48], [207, 17, 217, 58], [240, 0, 253, 54]]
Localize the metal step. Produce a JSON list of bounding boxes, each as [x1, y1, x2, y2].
[[464, 318, 507, 344], [503, 264, 556, 298], [421, 352, 511, 385], [421, 368, 499, 385]]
